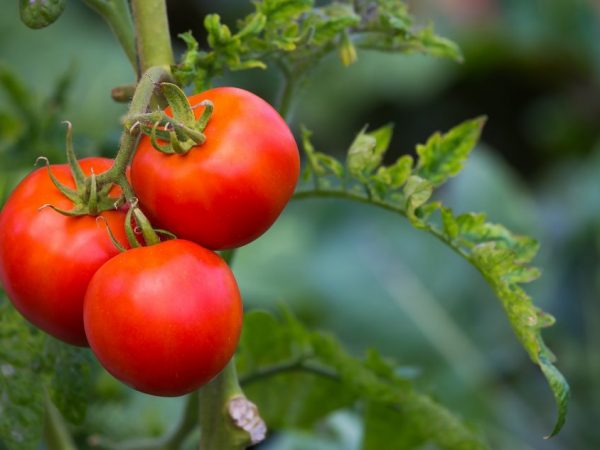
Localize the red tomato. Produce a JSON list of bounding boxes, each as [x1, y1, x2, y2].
[[131, 87, 300, 250], [83, 239, 243, 396], [0, 158, 127, 346]]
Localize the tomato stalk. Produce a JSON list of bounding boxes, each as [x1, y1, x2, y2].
[[43, 394, 77, 450], [81, 0, 138, 74], [198, 360, 266, 450], [131, 0, 174, 74]]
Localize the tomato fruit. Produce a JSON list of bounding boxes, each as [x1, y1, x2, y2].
[[83, 239, 243, 396], [0, 158, 127, 346], [131, 87, 300, 250]]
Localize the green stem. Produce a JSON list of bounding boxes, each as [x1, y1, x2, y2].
[[44, 394, 77, 450], [276, 63, 297, 123], [198, 360, 259, 450], [293, 189, 472, 261], [131, 0, 174, 74], [240, 360, 338, 387], [95, 66, 173, 195], [82, 0, 138, 74]]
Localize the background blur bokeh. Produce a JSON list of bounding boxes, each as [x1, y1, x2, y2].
[[1, 0, 599, 449]]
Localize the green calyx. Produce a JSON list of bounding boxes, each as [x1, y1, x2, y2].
[[37, 122, 119, 217], [127, 82, 214, 155], [98, 199, 176, 252]]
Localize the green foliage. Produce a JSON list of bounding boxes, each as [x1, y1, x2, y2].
[[295, 117, 570, 436], [0, 64, 74, 206], [174, 0, 462, 92], [238, 310, 488, 450], [0, 297, 91, 450]]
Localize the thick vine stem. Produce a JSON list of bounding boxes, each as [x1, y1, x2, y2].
[[44, 394, 77, 450], [82, 0, 138, 74], [198, 360, 266, 450], [131, 0, 174, 74]]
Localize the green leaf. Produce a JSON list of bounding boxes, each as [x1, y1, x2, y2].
[[346, 124, 394, 179], [238, 310, 489, 449], [0, 297, 92, 450], [540, 355, 570, 438], [372, 155, 413, 193], [294, 117, 570, 436], [363, 402, 426, 450], [301, 127, 344, 182], [0, 300, 46, 450], [174, 1, 462, 94], [416, 117, 486, 186], [46, 340, 92, 425], [403, 175, 433, 224], [413, 25, 464, 62]]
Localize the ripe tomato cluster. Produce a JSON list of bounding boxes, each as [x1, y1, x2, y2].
[[0, 87, 299, 396]]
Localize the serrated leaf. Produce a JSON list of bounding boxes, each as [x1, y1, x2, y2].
[[238, 310, 488, 449], [294, 116, 570, 436], [416, 117, 486, 186], [363, 402, 426, 450], [413, 25, 463, 62], [373, 155, 412, 189], [441, 207, 459, 240], [403, 175, 433, 223], [237, 12, 267, 38], [0, 300, 46, 450], [301, 126, 344, 182], [347, 124, 394, 179], [540, 355, 570, 438], [46, 339, 92, 425], [310, 3, 360, 45]]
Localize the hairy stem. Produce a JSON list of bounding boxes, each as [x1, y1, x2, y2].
[[293, 189, 471, 261], [198, 360, 257, 450], [82, 0, 138, 74], [95, 66, 173, 195], [131, 0, 174, 74], [44, 394, 77, 450]]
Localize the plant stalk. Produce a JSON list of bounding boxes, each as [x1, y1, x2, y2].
[[82, 0, 138, 74], [44, 394, 77, 450], [198, 359, 262, 450], [131, 0, 175, 74]]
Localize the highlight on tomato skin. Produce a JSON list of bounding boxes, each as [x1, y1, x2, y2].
[[131, 86, 301, 251], [0, 158, 128, 347], [83, 239, 243, 397]]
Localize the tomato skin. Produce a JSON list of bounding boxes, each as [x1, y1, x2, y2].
[[131, 87, 300, 250], [0, 158, 127, 346], [83, 239, 243, 397]]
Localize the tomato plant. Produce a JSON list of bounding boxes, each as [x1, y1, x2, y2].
[[131, 87, 300, 250], [0, 158, 127, 346], [84, 239, 242, 396], [0, 0, 574, 449]]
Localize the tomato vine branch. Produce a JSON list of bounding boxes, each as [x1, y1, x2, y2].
[[130, 0, 174, 74], [81, 0, 138, 73], [43, 394, 77, 450], [198, 359, 264, 450], [239, 359, 339, 386]]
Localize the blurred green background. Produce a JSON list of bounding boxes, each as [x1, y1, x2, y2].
[[1, 0, 599, 449]]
